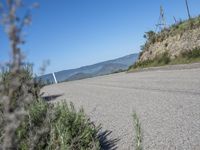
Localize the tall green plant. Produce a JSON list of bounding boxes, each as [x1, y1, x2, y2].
[[0, 1, 102, 149], [49, 101, 100, 150], [16, 100, 101, 150], [133, 112, 142, 150]]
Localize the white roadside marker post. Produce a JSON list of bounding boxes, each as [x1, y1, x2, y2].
[[52, 72, 58, 84]]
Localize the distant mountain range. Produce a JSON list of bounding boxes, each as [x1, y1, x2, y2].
[[38, 53, 138, 84]]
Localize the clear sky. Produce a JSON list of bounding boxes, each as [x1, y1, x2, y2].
[[1, 0, 200, 74]]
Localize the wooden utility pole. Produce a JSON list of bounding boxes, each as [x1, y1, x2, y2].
[[185, 0, 191, 19]]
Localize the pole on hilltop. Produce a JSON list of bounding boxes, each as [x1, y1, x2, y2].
[[185, 0, 191, 19]]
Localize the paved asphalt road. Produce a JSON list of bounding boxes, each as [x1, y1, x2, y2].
[[42, 64, 200, 150]]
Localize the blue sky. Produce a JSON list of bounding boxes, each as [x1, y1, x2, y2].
[[1, 0, 200, 74]]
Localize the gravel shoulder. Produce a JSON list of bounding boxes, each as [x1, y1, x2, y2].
[[42, 63, 200, 150]]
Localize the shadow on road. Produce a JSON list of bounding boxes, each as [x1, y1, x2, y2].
[[42, 93, 63, 101], [98, 129, 120, 150]]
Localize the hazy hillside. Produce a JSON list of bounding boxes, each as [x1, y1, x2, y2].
[[65, 73, 93, 81], [95, 63, 127, 76], [39, 53, 138, 83]]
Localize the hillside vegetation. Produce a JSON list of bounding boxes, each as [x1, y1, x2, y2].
[[129, 16, 200, 70]]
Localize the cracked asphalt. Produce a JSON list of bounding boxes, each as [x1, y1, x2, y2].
[[42, 63, 200, 150]]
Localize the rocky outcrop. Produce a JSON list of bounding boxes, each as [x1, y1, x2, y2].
[[139, 27, 200, 61]]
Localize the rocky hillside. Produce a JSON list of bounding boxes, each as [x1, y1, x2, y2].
[[140, 27, 200, 61], [130, 16, 200, 69]]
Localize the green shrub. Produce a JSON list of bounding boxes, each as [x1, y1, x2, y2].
[[157, 52, 170, 65], [132, 59, 154, 69], [0, 0, 101, 148], [181, 48, 200, 58], [17, 99, 51, 150], [0, 65, 41, 100], [131, 52, 170, 69], [1, 68, 101, 149], [143, 31, 156, 44], [49, 101, 100, 150], [13, 100, 101, 150]]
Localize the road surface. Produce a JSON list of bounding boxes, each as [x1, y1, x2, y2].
[[42, 63, 200, 150]]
